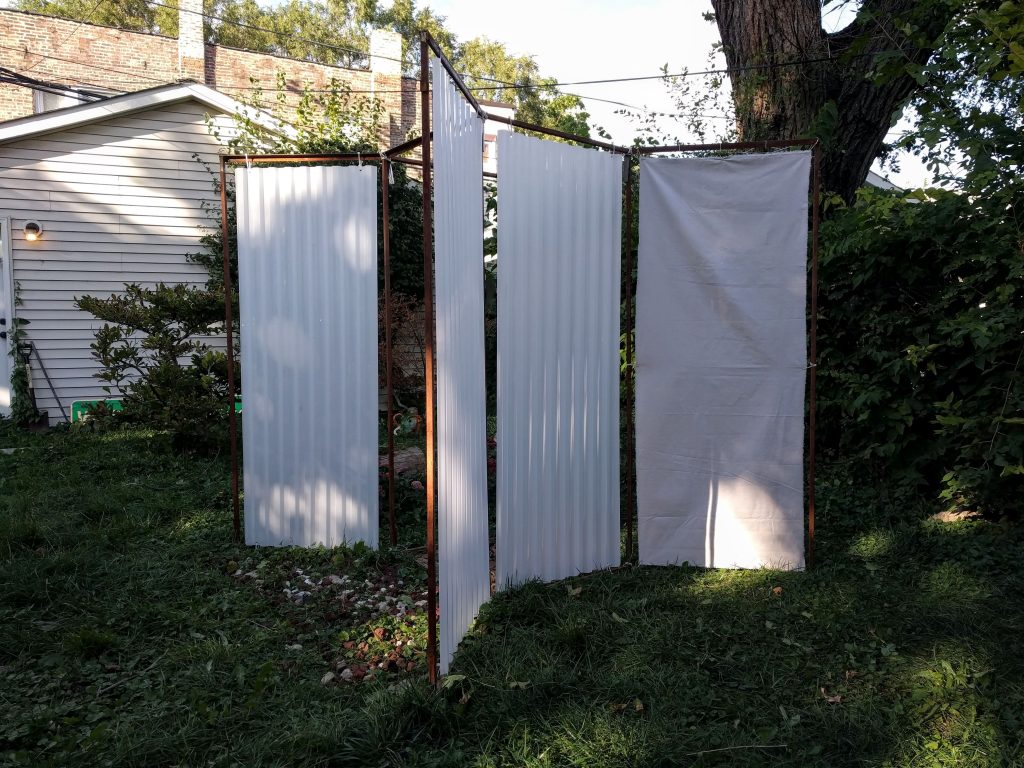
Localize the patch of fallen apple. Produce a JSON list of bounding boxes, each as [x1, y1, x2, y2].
[[226, 556, 429, 685]]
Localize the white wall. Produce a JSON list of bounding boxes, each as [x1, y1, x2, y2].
[[0, 100, 234, 422]]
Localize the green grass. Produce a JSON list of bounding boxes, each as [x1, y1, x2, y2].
[[1, 422, 1023, 766]]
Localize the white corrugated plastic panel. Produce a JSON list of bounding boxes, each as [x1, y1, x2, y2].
[[496, 132, 623, 588], [432, 61, 492, 676], [236, 165, 379, 548], [635, 152, 810, 570]]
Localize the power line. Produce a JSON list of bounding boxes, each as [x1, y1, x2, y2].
[[145, 0, 897, 91], [0, 66, 107, 100], [467, 49, 906, 93], [22, 0, 109, 73], [4, 53, 738, 125], [2, 33, 743, 127], [0, 41, 168, 85], [11, 2, 909, 108]]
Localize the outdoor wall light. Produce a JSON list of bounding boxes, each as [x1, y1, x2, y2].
[[23, 221, 43, 242]]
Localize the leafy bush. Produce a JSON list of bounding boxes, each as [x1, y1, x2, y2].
[[75, 284, 236, 452], [8, 350, 38, 427], [818, 183, 1023, 516]]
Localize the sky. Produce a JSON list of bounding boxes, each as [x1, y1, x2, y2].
[[429, 0, 932, 189], [430, 0, 726, 144], [0, 0, 932, 186]]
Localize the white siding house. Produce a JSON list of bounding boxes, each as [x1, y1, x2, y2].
[[0, 83, 285, 422]]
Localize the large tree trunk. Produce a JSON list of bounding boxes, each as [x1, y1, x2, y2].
[[711, 0, 953, 202]]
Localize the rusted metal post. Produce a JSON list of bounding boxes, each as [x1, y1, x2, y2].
[[480, 111, 628, 153], [425, 36, 486, 120], [383, 157, 397, 547], [807, 144, 821, 570], [420, 32, 439, 687], [220, 155, 241, 542], [622, 155, 636, 563]]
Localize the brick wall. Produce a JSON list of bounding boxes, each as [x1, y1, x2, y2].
[[0, 8, 419, 147]]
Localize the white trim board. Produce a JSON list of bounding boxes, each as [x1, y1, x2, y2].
[[0, 83, 294, 146]]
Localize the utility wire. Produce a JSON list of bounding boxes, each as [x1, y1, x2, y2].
[[22, 0, 109, 73], [0, 42, 167, 85], [10, 2, 908, 108], [145, 0, 898, 90], [0, 65, 108, 100]]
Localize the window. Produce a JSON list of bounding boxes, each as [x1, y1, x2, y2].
[[31, 86, 116, 114], [32, 88, 87, 114]]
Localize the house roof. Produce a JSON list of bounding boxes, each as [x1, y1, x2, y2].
[[866, 170, 902, 191], [0, 81, 293, 145]]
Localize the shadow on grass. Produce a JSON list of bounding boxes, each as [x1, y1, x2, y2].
[[2, 428, 1022, 767], [416, 484, 1024, 767]]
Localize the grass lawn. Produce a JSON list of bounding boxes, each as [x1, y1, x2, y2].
[[2, 423, 1023, 767]]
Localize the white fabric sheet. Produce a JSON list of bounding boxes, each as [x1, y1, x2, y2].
[[236, 165, 378, 548], [496, 132, 622, 587], [432, 61, 491, 675], [636, 152, 810, 570]]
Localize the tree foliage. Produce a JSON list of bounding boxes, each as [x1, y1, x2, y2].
[[17, 0, 180, 37], [705, 2, 1024, 516], [886, 0, 1024, 194], [704, 0, 1024, 201], [457, 37, 590, 137], [17, 0, 452, 71], [819, 182, 1023, 516]]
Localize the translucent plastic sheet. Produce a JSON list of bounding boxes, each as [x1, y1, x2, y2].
[[432, 61, 491, 675], [236, 164, 379, 548], [496, 132, 623, 587]]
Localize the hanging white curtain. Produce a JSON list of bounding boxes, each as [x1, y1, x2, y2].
[[635, 152, 811, 570], [236, 164, 378, 548], [496, 132, 623, 588], [432, 61, 491, 675]]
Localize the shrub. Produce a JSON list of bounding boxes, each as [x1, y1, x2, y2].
[[818, 183, 1023, 516], [76, 284, 236, 453]]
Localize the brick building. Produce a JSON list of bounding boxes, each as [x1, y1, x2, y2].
[[0, 0, 420, 147]]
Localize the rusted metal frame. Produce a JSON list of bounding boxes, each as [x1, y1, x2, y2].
[[622, 153, 636, 563], [382, 157, 398, 547], [222, 153, 382, 164], [420, 32, 439, 687], [220, 155, 241, 543], [637, 138, 818, 154], [392, 157, 497, 181], [807, 144, 821, 570], [424, 32, 487, 121], [386, 134, 429, 159], [480, 110, 629, 154], [220, 150, 407, 545], [638, 137, 822, 569]]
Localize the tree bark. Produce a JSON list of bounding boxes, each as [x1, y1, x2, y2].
[[710, 0, 954, 202]]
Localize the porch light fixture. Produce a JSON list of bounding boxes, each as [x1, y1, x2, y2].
[[24, 221, 43, 242]]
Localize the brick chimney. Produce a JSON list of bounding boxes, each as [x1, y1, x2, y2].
[[369, 29, 402, 76], [178, 0, 206, 82]]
